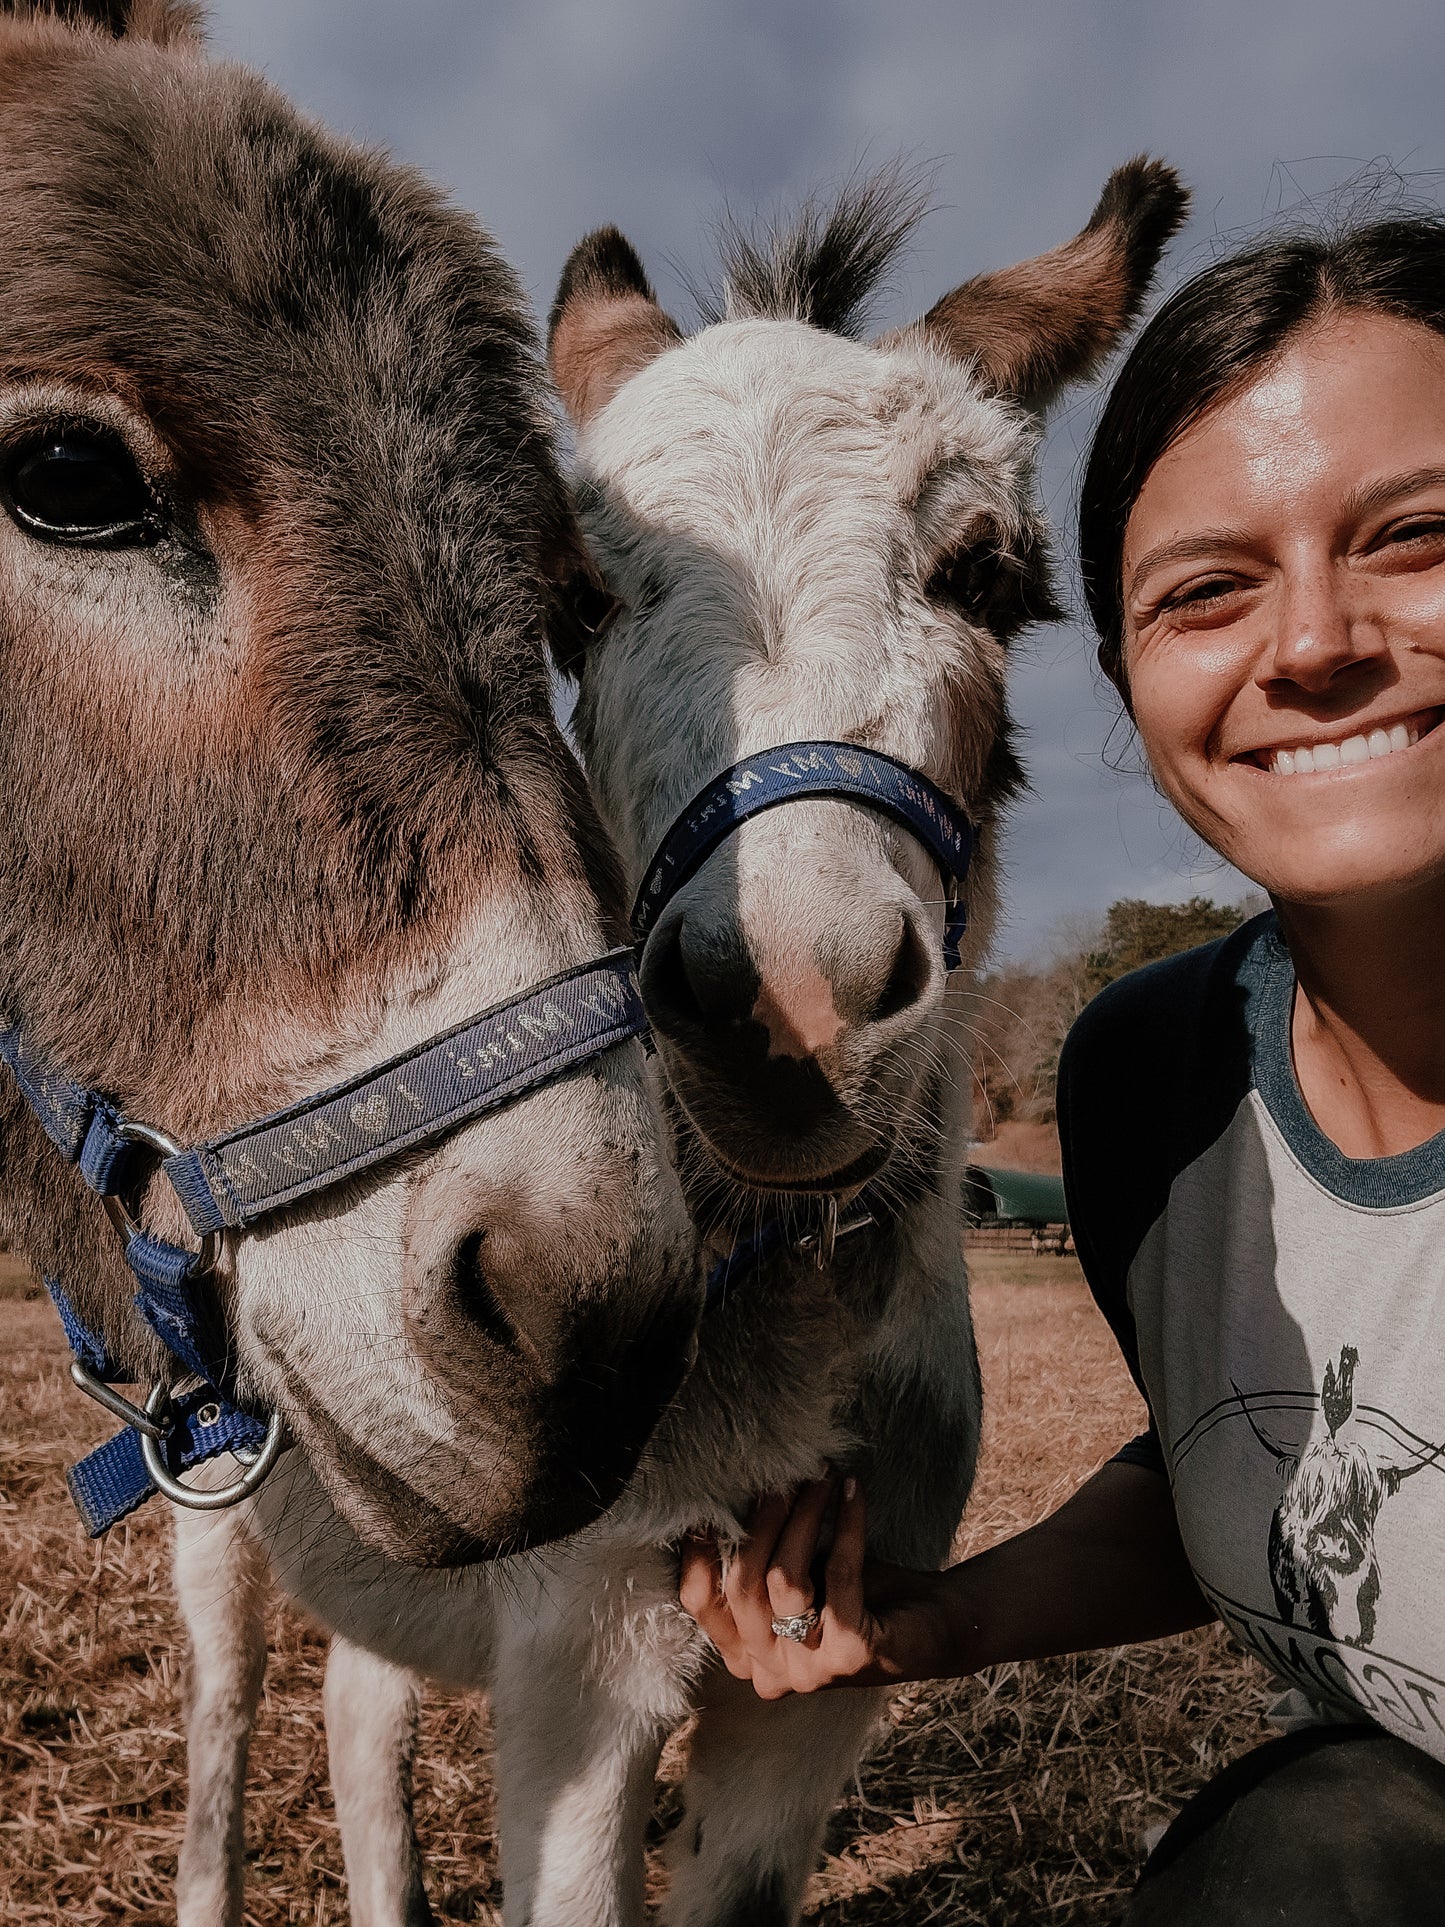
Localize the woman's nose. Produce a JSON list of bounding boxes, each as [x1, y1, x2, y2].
[[1259, 561, 1388, 694]]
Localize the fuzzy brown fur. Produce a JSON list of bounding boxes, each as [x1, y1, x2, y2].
[[910, 158, 1191, 406], [548, 230, 684, 426], [1, 0, 203, 48]]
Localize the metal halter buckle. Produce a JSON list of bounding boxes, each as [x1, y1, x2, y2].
[[99, 1116, 225, 1275], [138, 1383, 288, 1511], [67, 1364, 288, 1511], [795, 1195, 876, 1270], [68, 1359, 168, 1438]]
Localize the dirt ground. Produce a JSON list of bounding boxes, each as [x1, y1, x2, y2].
[[0, 1247, 1275, 1925]]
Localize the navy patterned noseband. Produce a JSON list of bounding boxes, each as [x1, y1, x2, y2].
[[0, 950, 647, 1534], [632, 740, 978, 972]]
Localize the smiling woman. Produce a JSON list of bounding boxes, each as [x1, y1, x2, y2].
[[682, 216, 1445, 1925]]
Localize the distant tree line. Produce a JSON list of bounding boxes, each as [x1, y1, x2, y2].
[[970, 895, 1264, 1130]]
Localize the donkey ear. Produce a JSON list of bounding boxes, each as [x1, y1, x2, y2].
[[2, 0, 205, 46], [548, 228, 683, 428], [895, 157, 1189, 411]]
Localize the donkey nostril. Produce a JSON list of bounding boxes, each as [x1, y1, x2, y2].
[[642, 914, 760, 1033], [641, 918, 704, 1030], [871, 913, 932, 1024], [452, 1229, 522, 1357]]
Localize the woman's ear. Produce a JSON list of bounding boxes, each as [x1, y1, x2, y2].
[[1098, 639, 1135, 717], [883, 157, 1190, 412], [548, 228, 683, 428]]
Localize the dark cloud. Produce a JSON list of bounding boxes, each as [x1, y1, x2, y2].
[[205, 0, 1445, 955]]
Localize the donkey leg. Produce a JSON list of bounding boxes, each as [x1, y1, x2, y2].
[[493, 1670, 668, 1927], [324, 1636, 434, 1927], [661, 1666, 886, 1927], [665, 1314, 982, 1927], [171, 1500, 270, 1927], [490, 1553, 696, 1927]]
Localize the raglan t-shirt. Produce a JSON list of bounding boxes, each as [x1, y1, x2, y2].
[[1057, 912, 1445, 1763]]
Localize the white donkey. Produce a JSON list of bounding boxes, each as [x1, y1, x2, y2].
[[174, 160, 1188, 1927]]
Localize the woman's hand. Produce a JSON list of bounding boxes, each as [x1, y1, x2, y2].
[[681, 1459, 1214, 1703], [678, 1476, 962, 1699]]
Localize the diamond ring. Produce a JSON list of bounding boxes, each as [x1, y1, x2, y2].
[[770, 1608, 819, 1643]]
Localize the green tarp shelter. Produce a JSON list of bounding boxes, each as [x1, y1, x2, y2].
[[962, 1163, 1068, 1228]]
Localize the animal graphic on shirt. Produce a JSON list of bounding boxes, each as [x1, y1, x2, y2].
[[1233, 1347, 1445, 1647]]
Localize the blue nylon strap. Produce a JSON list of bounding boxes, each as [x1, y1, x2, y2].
[[0, 1023, 92, 1157], [164, 949, 647, 1237], [44, 1277, 121, 1380], [631, 741, 978, 967], [126, 1232, 228, 1387], [50, 1242, 233, 1397], [0, 1027, 140, 1195], [45, 1268, 265, 1535], [78, 1105, 138, 1194], [66, 1388, 269, 1538]]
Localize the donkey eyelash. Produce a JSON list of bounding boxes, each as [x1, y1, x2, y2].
[[924, 532, 1051, 639]]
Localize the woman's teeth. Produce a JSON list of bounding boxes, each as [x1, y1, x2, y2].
[[1270, 721, 1416, 775]]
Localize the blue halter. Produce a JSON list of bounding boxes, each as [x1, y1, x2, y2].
[[1, 949, 647, 1534], [632, 739, 977, 971], [630, 740, 980, 1307]]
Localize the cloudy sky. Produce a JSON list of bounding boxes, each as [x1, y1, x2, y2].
[[207, 0, 1445, 959]]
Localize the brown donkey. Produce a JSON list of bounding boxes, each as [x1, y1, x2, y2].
[[0, 0, 699, 1566]]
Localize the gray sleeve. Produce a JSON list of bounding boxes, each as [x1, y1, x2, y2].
[[1058, 927, 1259, 1481]]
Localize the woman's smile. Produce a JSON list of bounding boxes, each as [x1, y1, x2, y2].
[[1242, 705, 1443, 775]]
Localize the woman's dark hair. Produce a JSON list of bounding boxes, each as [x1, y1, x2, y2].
[[1079, 215, 1445, 692]]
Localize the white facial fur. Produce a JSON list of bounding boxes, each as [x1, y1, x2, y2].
[[217, 900, 695, 1557], [576, 321, 1035, 871]]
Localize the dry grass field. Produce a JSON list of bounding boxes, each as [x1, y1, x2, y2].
[[0, 1245, 1276, 1925]]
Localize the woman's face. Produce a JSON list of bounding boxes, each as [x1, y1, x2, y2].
[[1121, 311, 1445, 910]]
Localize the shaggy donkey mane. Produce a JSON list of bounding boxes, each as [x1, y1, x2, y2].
[[695, 164, 932, 336], [0, 0, 203, 46]]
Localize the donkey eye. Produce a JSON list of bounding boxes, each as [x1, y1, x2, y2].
[[571, 579, 622, 639], [5, 429, 158, 547], [926, 542, 1003, 619]]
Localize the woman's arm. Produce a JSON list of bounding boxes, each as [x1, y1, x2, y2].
[[679, 1458, 1214, 1700]]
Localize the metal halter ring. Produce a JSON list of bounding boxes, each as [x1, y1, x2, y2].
[[100, 1117, 225, 1275], [139, 1383, 288, 1511]]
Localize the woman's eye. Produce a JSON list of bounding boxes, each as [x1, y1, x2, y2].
[[926, 542, 1004, 619], [1162, 576, 1239, 613], [5, 430, 158, 546], [1382, 516, 1445, 550]]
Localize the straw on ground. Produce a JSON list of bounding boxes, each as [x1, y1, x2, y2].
[[0, 1247, 1274, 1925]]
